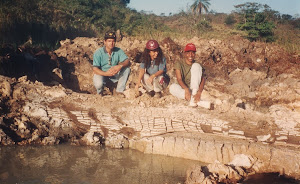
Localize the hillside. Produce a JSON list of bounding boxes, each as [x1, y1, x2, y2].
[[1, 0, 299, 54]]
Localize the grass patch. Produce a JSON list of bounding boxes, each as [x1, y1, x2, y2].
[[275, 24, 300, 54]]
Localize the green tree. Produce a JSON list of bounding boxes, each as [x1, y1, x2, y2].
[[291, 18, 300, 29], [234, 2, 276, 42], [262, 4, 280, 22], [191, 0, 211, 16], [0, 0, 137, 48], [281, 14, 293, 21], [224, 14, 236, 25]]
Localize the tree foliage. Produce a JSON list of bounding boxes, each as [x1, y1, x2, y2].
[[292, 18, 300, 29], [0, 0, 146, 48], [191, 0, 211, 16], [234, 2, 276, 42], [224, 14, 236, 25]]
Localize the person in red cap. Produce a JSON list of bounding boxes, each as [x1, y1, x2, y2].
[[135, 40, 169, 98], [169, 43, 211, 108]]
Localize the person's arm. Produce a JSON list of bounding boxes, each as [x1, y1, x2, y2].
[[93, 49, 117, 76], [109, 58, 130, 74], [93, 66, 116, 77], [135, 68, 145, 91], [110, 49, 130, 73], [147, 58, 166, 84], [147, 70, 164, 84], [119, 58, 130, 67], [175, 69, 191, 101], [194, 76, 205, 102]]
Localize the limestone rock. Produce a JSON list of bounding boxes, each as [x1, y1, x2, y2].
[[0, 129, 14, 145], [81, 131, 103, 146], [41, 136, 57, 145], [186, 161, 247, 184], [229, 154, 256, 169], [44, 88, 67, 98], [105, 134, 129, 148], [0, 80, 11, 97]]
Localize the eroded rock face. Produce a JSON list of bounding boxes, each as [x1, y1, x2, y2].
[[129, 133, 300, 180], [186, 162, 248, 184], [185, 153, 299, 183], [0, 36, 299, 180]]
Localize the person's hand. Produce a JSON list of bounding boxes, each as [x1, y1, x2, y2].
[[111, 65, 122, 74], [105, 68, 116, 76], [135, 84, 141, 97], [147, 75, 155, 85], [194, 92, 201, 103], [106, 65, 122, 76], [184, 88, 191, 101]]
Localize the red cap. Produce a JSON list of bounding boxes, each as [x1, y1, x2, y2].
[[184, 43, 196, 52], [146, 40, 159, 50]]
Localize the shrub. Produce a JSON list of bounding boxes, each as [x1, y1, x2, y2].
[[234, 2, 275, 42], [224, 15, 236, 25], [196, 19, 212, 31]]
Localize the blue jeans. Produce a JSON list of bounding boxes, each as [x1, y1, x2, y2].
[[93, 67, 131, 94]]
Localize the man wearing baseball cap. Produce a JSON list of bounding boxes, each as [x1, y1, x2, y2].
[[92, 31, 131, 97], [169, 43, 212, 109]]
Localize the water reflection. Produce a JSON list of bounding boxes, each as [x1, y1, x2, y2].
[[0, 145, 204, 184], [244, 173, 300, 184]]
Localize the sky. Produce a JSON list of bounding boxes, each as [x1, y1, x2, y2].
[[128, 0, 300, 17]]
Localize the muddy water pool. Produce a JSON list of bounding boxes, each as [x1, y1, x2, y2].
[[0, 144, 299, 184], [0, 145, 204, 184]]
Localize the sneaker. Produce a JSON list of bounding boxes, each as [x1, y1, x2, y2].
[[154, 92, 161, 98], [197, 101, 211, 109], [97, 91, 103, 97], [146, 90, 155, 97], [135, 90, 141, 98], [189, 97, 197, 107]]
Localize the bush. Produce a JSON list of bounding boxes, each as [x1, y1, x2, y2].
[[234, 2, 275, 42], [224, 15, 236, 25], [196, 19, 212, 31], [0, 0, 140, 48], [292, 18, 300, 29]]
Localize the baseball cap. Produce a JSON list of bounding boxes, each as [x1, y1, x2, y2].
[[104, 31, 116, 40], [184, 43, 196, 52]]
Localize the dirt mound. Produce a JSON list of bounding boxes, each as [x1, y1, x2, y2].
[[0, 46, 60, 83], [1, 36, 299, 96], [181, 35, 299, 80], [53, 35, 299, 95]]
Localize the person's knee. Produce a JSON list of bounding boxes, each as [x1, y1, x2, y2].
[[94, 82, 103, 89], [122, 66, 131, 76], [191, 63, 203, 77], [153, 78, 163, 92], [93, 75, 104, 89], [192, 63, 201, 70], [169, 84, 178, 95]]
